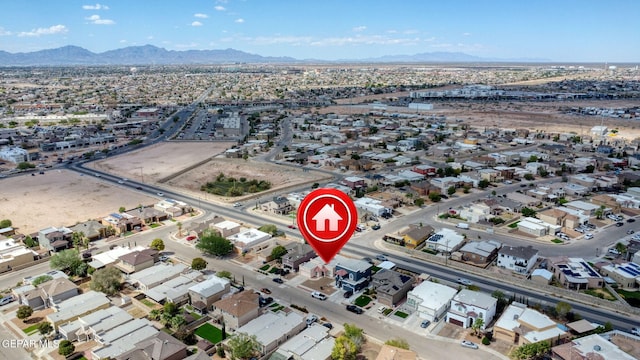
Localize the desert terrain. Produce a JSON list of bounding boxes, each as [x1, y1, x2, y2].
[[0, 170, 156, 234]]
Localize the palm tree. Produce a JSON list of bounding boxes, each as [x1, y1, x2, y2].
[[177, 222, 183, 237]]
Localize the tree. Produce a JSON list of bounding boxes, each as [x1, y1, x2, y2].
[[32, 275, 53, 287], [164, 301, 179, 316], [71, 231, 88, 249], [150, 238, 165, 251], [270, 245, 288, 261], [0, 219, 12, 228], [615, 242, 628, 256], [447, 186, 456, 196], [38, 322, 53, 336], [90, 267, 123, 296], [343, 323, 364, 350], [585, 164, 595, 173], [478, 179, 490, 189], [227, 332, 260, 360], [119, 206, 126, 213], [414, 198, 425, 207], [169, 315, 186, 330], [177, 222, 183, 237], [523, 173, 535, 181], [521, 207, 537, 218], [24, 235, 37, 248], [332, 335, 358, 360], [217, 270, 232, 279], [16, 305, 33, 322], [191, 257, 208, 270], [384, 338, 410, 350], [258, 224, 278, 236], [510, 341, 550, 360], [428, 192, 441, 202], [555, 301, 572, 321], [471, 317, 485, 336], [196, 230, 233, 257], [17, 162, 36, 170], [50, 249, 83, 274], [594, 206, 605, 219], [58, 340, 75, 357]]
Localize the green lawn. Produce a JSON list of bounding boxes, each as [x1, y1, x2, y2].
[[269, 267, 279, 274], [149, 223, 160, 228], [354, 295, 372, 307], [508, 221, 520, 228], [382, 308, 393, 316], [141, 299, 156, 307], [271, 305, 285, 312], [259, 264, 271, 271], [617, 289, 640, 307], [268, 302, 280, 308], [551, 238, 563, 244], [23, 323, 41, 335], [194, 323, 224, 343], [394, 311, 409, 319], [189, 311, 202, 320]]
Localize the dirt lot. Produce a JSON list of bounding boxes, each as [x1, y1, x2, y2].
[[89, 141, 235, 182], [0, 170, 157, 234], [167, 157, 330, 203]]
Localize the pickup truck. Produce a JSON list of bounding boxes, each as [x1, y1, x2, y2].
[[456, 223, 469, 229]]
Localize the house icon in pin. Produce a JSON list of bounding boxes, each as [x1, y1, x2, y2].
[[312, 203, 343, 231]]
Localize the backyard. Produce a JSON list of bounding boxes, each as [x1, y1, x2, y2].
[[194, 323, 224, 344]]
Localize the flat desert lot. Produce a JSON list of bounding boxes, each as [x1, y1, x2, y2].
[[0, 170, 156, 234]]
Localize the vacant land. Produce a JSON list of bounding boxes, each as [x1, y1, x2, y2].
[[0, 170, 156, 234]]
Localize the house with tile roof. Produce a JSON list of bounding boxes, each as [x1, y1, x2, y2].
[[188, 276, 230, 313], [371, 269, 415, 307], [212, 291, 260, 330]]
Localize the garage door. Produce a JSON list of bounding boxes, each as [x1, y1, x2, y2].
[[448, 318, 463, 326]]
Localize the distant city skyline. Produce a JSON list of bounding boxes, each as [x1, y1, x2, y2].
[[1, 0, 639, 63]]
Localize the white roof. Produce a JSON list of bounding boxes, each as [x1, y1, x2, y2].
[[92, 318, 158, 359], [452, 289, 497, 310], [330, 254, 371, 273], [228, 228, 271, 248], [79, 306, 133, 335], [495, 302, 527, 332], [90, 245, 146, 268], [188, 276, 230, 298], [48, 291, 110, 324], [409, 281, 457, 310], [214, 220, 240, 230], [129, 263, 188, 288], [145, 271, 201, 302], [531, 269, 553, 280], [276, 324, 329, 357], [236, 311, 304, 347], [570, 334, 636, 360], [518, 308, 557, 329]]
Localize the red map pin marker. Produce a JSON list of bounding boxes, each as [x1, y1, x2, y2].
[[297, 188, 358, 263]]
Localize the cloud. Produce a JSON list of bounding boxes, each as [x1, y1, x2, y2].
[[310, 34, 420, 47], [191, 21, 203, 27], [119, 39, 127, 43], [86, 14, 115, 25], [194, 13, 208, 18], [352, 26, 366, 32], [234, 18, 244, 23], [462, 32, 471, 36], [214, 5, 226, 11], [18, 24, 68, 37], [0, 27, 12, 36], [82, 3, 109, 10]]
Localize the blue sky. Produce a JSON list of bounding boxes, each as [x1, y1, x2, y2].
[[1, 0, 638, 62]]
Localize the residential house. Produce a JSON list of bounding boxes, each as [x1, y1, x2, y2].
[[19, 277, 79, 310], [46, 291, 111, 329], [69, 220, 107, 242], [333, 255, 372, 292], [530, 269, 553, 286], [413, 164, 437, 176], [496, 245, 539, 274], [188, 276, 231, 313], [424, 229, 465, 253], [128, 263, 189, 291], [145, 271, 202, 305], [371, 269, 415, 307], [101, 213, 143, 235], [125, 206, 169, 225], [154, 199, 191, 218], [494, 302, 568, 345], [459, 203, 492, 223], [211, 219, 241, 238], [235, 311, 306, 356], [406, 281, 457, 322], [260, 196, 293, 215], [115, 331, 187, 360], [211, 290, 260, 330], [375, 344, 418, 360], [564, 200, 600, 216], [457, 240, 501, 266], [402, 225, 434, 249], [548, 257, 603, 290], [446, 289, 497, 329], [517, 217, 555, 237], [341, 176, 366, 190], [0, 238, 37, 273], [270, 324, 335, 360], [88, 245, 147, 270], [551, 333, 637, 360], [38, 226, 73, 252], [600, 262, 640, 290], [478, 168, 500, 182], [116, 249, 157, 274], [91, 318, 159, 360], [281, 243, 316, 272], [299, 257, 334, 279], [59, 306, 133, 342], [227, 228, 272, 254], [537, 208, 580, 233]]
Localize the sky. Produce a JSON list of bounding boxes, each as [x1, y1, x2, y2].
[[1, 0, 639, 62]]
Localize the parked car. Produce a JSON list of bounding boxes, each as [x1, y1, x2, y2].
[[608, 248, 621, 255], [343, 290, 353, 298], [628, 229, 635, 235], [457, 278, 473, 286], [259, 296, 273, 307], [346, 305, 364, 314], [311, 291, 327, 300], [0, 296, 14, 306], [261, 288, 271, 294], [272, 278, 284, 284], [377, 306, 387, 314], [233, 202, 242, 207], [158, 255, 169, 262], [156, 192, 164, 197], [322, 322, 333, 329], [584, 233, 594, 240], [420, 319, 431, 328], [460, 340, 478, 349], [306, 314, 318, 326], [372, 224, 381, 230]]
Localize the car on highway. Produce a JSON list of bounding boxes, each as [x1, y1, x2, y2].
[[460, 340, 478, 349], [346, 305, 364, 314], [287, 225, 296, 229], [457, 278, 473, 286], [632, 327, 640, 336], [272, 278, 284, 284], [156, 192, 164, 197], [311, 291, 327, 300], [233, 202, 242, 207], [584, 233, 594, 240], [616, 222, 624, 227], [376, 254, 388, 261], [628, 218, 636, 223], [372, 224, 381, 230]]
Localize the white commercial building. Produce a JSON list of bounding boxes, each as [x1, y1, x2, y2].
[[0, 146, 29, 163], [227, 228, 272, 253]]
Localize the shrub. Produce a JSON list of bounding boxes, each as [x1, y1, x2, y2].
[[482, 336, 490, 345]]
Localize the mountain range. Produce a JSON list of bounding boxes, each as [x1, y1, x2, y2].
[[0, 45, 549, 66]]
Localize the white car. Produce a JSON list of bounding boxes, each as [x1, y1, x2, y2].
[[460, 340, 478, 349], [306, 314, 318, 326], [0, 296, 14, 306], [457, 278, 473, 286], [584, 233, 594, 240], [311, 291, 327, 300], [156, 192, 164, 197]]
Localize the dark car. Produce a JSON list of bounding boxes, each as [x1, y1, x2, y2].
[[322, 322, 333, 329], [343, 290, 353, 298], [346, 305, 364, 314], [628, 218, 636, 223], [372, 224, 381, 230], [259, 296, 273, 307], [616, 222, 624, 227], [272, 278, 284, 284]]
